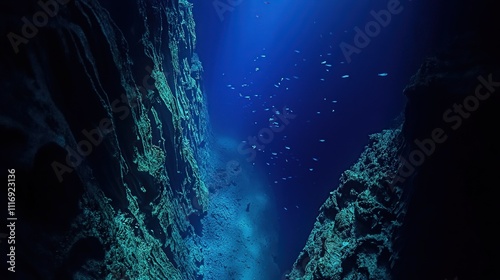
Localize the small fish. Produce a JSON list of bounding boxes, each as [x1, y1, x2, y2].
[[319, 139, 326, 142], [341, 75, 349, 78], [321, 60, 327, 64], [255, 67, 260, 71], [294, 50, 300, 53], [284, 207, 288, 211], [378, 72, 388, 77], [285, 146, 291, 150]]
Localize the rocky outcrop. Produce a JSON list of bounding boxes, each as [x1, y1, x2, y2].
[[289, 54, 500, 280], [287, 1, 500, 279], [1, 0, 209, 279], [392, 43, 500, 280], [287, 128, 404, 280]]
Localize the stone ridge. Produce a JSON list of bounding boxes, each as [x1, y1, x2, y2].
[[0, 0, 209, 279], [287, 128, 404, 280]]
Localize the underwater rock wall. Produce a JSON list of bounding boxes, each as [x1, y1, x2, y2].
[[287, 48, 500, 278], [287, 1, 500, 278], [288, 53, 500, 280], [391, 41, 500, 279], [286, 128, 404, 280], [1, 0, 209, 278]]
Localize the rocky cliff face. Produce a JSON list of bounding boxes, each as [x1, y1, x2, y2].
[[287, 1, 500, 279], [286, 128, 403, 280], [392, 42, 500, 280], [1, 0, 210, 278]]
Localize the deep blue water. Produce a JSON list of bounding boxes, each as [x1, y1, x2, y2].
[[192, 0, 445, 273]]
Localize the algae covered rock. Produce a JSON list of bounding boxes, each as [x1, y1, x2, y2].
[[287, 129, 403, 280]]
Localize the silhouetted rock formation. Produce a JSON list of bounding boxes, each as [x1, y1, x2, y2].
[[1, 0, 209, 279], [287, 0, 500, 279]]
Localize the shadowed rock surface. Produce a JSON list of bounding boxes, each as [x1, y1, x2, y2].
[[287, 1, 500, 279], [1, 0, 210, 279]]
